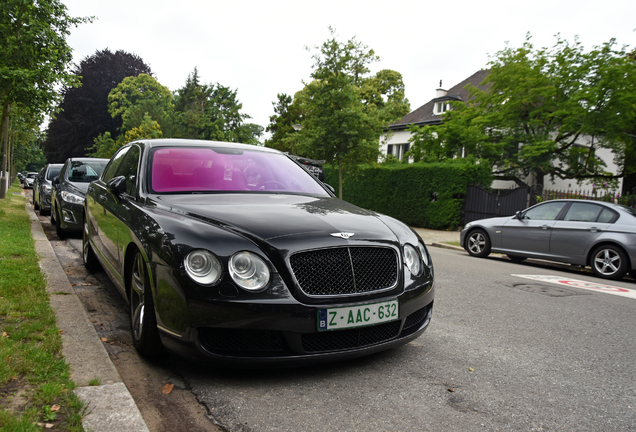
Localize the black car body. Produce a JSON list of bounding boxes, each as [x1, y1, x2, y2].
[[33, 163, 63, 215], [82, 139, 435, 366], [50, 158, 109, 239]]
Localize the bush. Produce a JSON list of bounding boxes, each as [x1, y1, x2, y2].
[[324, 159, 492, 230]]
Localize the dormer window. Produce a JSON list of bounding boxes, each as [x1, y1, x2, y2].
[[435, 102, 449, 114]]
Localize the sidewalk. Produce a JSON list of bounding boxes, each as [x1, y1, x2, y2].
[[27, 197, 149, 432], [412, 227, 464, 251]]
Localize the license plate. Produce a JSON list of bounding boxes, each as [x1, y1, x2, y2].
[[317, 300, 399, 331]]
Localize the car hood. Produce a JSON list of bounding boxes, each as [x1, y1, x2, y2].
[[63, 181, 89, 196], [152, 194, 399, 243]]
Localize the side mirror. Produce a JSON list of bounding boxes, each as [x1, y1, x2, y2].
[[514, 210, 523, 220], [52, 176, 59, 186], [106, 175, 127, 195]]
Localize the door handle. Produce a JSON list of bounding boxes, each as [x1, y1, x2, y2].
[[99, 195, 107, 202], [87, 186, 94, 193], [588, 227, 598, 232], [541, 225, 550, 230]]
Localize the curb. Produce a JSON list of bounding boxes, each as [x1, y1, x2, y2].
[[26, 195, 149, 432]]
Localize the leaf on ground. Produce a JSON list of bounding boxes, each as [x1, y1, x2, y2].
[[162, 383, 174, 394], [51, 405, 61, 412], [447, 388, 454, 392], [468, 367, 475, 372], [2, 332, 7, 338], [100, 337, 107, 342]]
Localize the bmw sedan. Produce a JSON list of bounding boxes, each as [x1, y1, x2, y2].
[[461, 199, 636, 280], [82, 139, 435, 366], [50, 158, 109, 239]]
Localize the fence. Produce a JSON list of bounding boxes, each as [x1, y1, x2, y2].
[[540, 188, 636, 207]]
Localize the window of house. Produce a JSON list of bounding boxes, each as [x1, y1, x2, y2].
[[435, 102, 449, 114], [387, 143, 410, 161]]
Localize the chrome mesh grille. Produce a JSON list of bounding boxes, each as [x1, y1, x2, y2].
[[289, 247, 398, 296]]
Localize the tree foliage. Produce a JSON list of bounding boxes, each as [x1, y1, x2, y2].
[[42, 49, 152, 162], [173, 68, 263, 144], [272, 28, 409, 198], [407, 35, 636, 190]]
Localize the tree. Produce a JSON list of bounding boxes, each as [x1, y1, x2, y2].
[[407, 35, 636, 190], [0, 0, 91, 195], [295, 28, 394, 198], [42, 49, 152, 162], [264, 92, 305, 153], [173, 68, 262, 144]]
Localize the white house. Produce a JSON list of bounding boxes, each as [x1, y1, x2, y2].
[[380, 70, 623, 195]]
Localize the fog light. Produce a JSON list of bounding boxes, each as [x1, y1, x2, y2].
[[62, 209, 76, 223]]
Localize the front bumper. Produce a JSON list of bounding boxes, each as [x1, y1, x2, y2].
[[157, 280, 435, 367], [59, 201, 84, 232]]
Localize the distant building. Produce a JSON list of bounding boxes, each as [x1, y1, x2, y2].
[[380, 70, 622, 194]]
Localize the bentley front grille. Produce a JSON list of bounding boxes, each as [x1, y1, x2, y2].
[[289, 247, 398, 296]]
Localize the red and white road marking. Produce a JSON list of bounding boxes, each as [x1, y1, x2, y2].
[[512, 275, 636, 299]]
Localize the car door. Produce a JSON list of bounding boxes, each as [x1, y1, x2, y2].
[[87, 146, 131, 280], [550, 202, 615, 261], [501, 201, 569, 255]]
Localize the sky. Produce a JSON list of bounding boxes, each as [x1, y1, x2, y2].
[[61, 0, 636, 138]]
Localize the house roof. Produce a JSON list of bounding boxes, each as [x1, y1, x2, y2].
[[387, 69, 491, 130]]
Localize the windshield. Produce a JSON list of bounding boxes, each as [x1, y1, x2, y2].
[[68, 160, 108, 183], [150, 147, 329, 196]]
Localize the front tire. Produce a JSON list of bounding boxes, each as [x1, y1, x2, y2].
[[54, 206, 66, 239], [466, 229, 491, 258], [591, 245, 628, 280], [34, 197, 40, 211], [129, 251, 164, 356], [82, 216, 99, 272]]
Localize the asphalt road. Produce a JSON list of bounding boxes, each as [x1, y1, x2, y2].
[[43, 211, 636, 431]]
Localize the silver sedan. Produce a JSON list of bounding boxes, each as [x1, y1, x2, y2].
[[460, 199, 636, 280]]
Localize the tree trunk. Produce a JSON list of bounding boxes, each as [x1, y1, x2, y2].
[[338, 158, 343, 199]]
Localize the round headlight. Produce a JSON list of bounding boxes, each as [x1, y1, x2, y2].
[[403, 244, 422, 276], [417, 242, 429, 267], [229, 251, 270, 291], [184, 250, 222, 285]]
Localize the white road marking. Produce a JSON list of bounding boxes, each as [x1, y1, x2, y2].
[[512, 274, 636, 299]]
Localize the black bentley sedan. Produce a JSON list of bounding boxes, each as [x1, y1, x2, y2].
[[83, 139, 435, 366]]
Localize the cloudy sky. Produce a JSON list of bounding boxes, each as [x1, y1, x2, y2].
[[62, 0, 635, 137]]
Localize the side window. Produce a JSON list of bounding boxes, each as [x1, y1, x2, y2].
[[523, 202, 567, 221], [563, 203, 602, 222], [115, 145, 141, 196], [598, 208, 618, 223], [102, 147, 131, 183]]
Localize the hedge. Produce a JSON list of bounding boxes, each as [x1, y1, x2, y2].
[[323, 160, 493, 230]]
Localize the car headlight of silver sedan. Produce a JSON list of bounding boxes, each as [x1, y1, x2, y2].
[[60, 191, 84, 204], [185, 250, 222, 285], [403, 244, 422, 276], [229, 251, 270, 291]]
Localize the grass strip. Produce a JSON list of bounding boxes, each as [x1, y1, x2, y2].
[[0, 181, 84, 431]]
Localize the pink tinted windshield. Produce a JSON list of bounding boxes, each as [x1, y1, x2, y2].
[[151, 147, 328, 195]]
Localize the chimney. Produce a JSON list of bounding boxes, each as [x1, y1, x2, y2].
[[436, 88, 447, 98]]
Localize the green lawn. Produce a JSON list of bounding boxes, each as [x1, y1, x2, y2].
[[0, 181, 84, 431]]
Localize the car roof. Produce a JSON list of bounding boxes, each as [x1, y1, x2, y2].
[[133, 138, 283, 155], [65, 157, 110, 163]]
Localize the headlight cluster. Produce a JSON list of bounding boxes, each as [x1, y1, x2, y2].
[[60, 191, 84, 204], [403, 242, 430, 276], [184, 249, 270, 291]]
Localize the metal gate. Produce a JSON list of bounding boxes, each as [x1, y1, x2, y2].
[[463, 186, 534, 225]]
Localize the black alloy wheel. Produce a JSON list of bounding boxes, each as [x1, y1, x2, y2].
[[129, 251, 164, 356], [466, 229, 491, 258]]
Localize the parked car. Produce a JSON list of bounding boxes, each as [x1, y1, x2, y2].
[[288, 155, 325, 181], [82, 139, 435, 366], [24, 172, 38, 189], [461, 199, 636, 280], [50, 158, 109, 239], [33, 163, 63, 215]]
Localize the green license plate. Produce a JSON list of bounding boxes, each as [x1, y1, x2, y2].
[[317, 300, 399, 331]]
